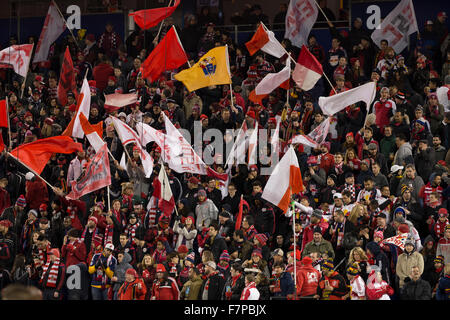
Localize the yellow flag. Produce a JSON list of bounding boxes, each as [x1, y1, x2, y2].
[[174, 46, 231, 92]]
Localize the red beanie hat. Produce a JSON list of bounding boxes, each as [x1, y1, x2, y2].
[[126, 268, 138, 278], [398, 223, 410, 234], [156, 264, 166, 273]]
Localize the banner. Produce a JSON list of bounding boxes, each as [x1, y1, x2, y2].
[[66, 144, 111, 200], [370, 0, 418, 53], [285, 0, 318, 48], [381, 233, 409, 250]]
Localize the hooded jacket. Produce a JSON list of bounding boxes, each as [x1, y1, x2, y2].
[[393, 142, 413, 166], [296, 259, 321, 297], [112, 252, 133, 292], [195, 198, 218, 230]]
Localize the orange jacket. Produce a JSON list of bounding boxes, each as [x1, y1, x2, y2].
[[117, 278, 147, 300]]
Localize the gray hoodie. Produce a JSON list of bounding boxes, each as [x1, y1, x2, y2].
[[394, 142, 413, 166], [112, 252, 133, 292]]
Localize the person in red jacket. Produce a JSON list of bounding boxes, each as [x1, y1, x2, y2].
[[318, 142, 335, 174], [301, 210, 329, 250], [151, 264, 180, 300], [40, 248, 66, 300], [296, 256, 321, 298], [61, 228, 87, 267], [93, 55, 114, 93], [25, 173, 49, 211], [117, 268, 147, 300], [373, 87, 396, 134]]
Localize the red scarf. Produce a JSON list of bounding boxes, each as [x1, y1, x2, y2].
[[240, 281, 257, 300], [41, 258, 61, 288]]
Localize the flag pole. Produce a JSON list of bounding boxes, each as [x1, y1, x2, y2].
[[52, 0, 81, 51], [312, 0, 333, 25], [154, 0, 174, 42], [290, 191, 298, 300], [7, 152, 57, 191], [5, 98, 12, 150], [260, 22, 296, 64]]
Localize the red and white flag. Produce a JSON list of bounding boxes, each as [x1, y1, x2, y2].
[[249, 59, 291, 104], [66, 144, 111, 200], [319, 82, 377, 116], [79, 113, 104, 153], [104, 92, 138, 113], [292, 45, 323, 91], [381, 233, 409, 251], [62, 78, 91, 139], [371, 0, 418, 54], [33, 1, 66, 63], [270, 116, 282, 155], [291, 116, 331, 148], [111, 116, 154, 178], [0, 44, 33, 78], [225, 121, 248, 167], [262, 146, 304, 213], [152, 165, 175, 217], [247, 122, 258, 166], [285, 0, 318, 48], [245, 22, 286, 58]]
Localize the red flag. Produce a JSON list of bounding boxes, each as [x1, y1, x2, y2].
[[0, 131, 5, 153], [0, 100, 7, 128], [141, 26, 188, 82], [10, 136, 83, 175], [57, 47, 77, 106], [129, 0, 181, 30], [66, 144, 111, 200], [245, 24, 270, 56], [292, 45, 323, 91], [235, 195, 250, 231]]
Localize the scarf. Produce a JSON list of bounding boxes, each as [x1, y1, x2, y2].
[[41, 258, 61, 288], [104, 224, 114, 247], [38, 243, 51, 267], [241, 281, 257, 300], [344, 183, 356, 201], [81, 226, 98, 242], [125, 222, 139, 243], [332, 219, 346, 249]]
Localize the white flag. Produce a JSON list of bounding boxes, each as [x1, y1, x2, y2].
[[0, 45, 33, 78], [285, 0, 318, 48], [270, 116, 282, 155], [255, 59, 291, 96], [318, 82, 377, 116], [33, 1, 66, 63], [247, 122, 258, 166], [111, 117, 154, 178], [291, 117, 331, 148], [225, 121, 248, 167], [371, 0, 418, 54]]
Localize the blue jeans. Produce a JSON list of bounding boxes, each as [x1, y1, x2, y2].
[[91, 287, 109, 300]]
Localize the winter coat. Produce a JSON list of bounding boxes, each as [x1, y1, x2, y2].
[[222, 274, 245, 300], [173, 221, 197, 251], [393, 142, 413, 166], [396, 251, 424, 288], [181, 274, 204, 300], [436, 275, 450, 300], [112, 252, 133, 292], [117, 278, 147, 300], [203, 234, 227, 263], [400, 278, 432, 300], [296, 262, 321, 297], [25, 179, 48, 210], [200, 272, 225, 300], [195, 199, 218, 230], [61, 239, 87, 267], [302, 239, 335, 260], [414, 147, 436, 182]]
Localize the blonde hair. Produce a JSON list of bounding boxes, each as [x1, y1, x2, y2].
[[201, 250, 214, 263], [445, 263, 450, 275], [344, 148, 358, 164], [348, 204, 366, 225], [140, 254, 154, 269], [348, 247, 368, 265]]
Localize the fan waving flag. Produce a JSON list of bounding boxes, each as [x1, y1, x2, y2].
[[129, 0, 180, 30], [245, 22, 286, 58], [141, 26, 188, 83], [285, 0, 318, 48], [174, 46, 231, 92], [33, 1, 66, 63], [319, 82, 377, 116], [57, 47, 77, 106], [292, 45, 323, 91], [381, 233, 409, 251], [262, 146, 304, 213], [62, 78, 91, 139], [235, 195, 250, 231], [0, 44, 33, 78], [111, 116, 154, 178], [66, 144, 111, 200], [371, 0, 418, 54], [9, 136, 83, 175], [79, 113, 104, 152], [152, 165, 175, 217], [249, 59, 291, 104], [104, 92, 138, 113]]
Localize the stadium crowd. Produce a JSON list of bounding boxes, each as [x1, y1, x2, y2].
[[0, 2, 450, 300]]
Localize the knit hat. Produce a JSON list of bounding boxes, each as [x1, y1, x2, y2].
[[39, 203, 48, 211], [301, 256, 313, 266], [313, 226, 322, 234], [446, 224, 450, 231], [374, 230, 384, 240], [188, 176, 200, 184], [254, 233, 268, 246], [197, 189, 207, 197], [206, 261, 217, 270], [307, 155, 318, 166], [28, 209, 38, 218], [177, 245, 188, 254], [186, 252, 195, 264], [438, 208, 448, 217], [88, 216, 98, 224], [252, 249, 263, 258], [322, 259, 334, 272], [312, 209, 323, 220], [15, 195, 26, 208], [125, 268, 138, 278], [39, 217, 49, 224], [394, 207, 406, 216], [434, 255, 445, 264], [398, 223, 410, 234], [290, 250, 301, 260], [0, 220, 13, 228], [347, 263, 359, 276], [67, 228, 81, 238], [49, 248, 60, 259], [220, 250, 231, 262]]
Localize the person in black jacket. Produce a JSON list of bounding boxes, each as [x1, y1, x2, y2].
[[400, 265, 432, 300], [203, 221, 227, 263], [414, 140, 436, 183], [366, 241, 391, 283], [218, 211, 235, 244], [200, 260, 225, 300], [222, 262, 245, 300]]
